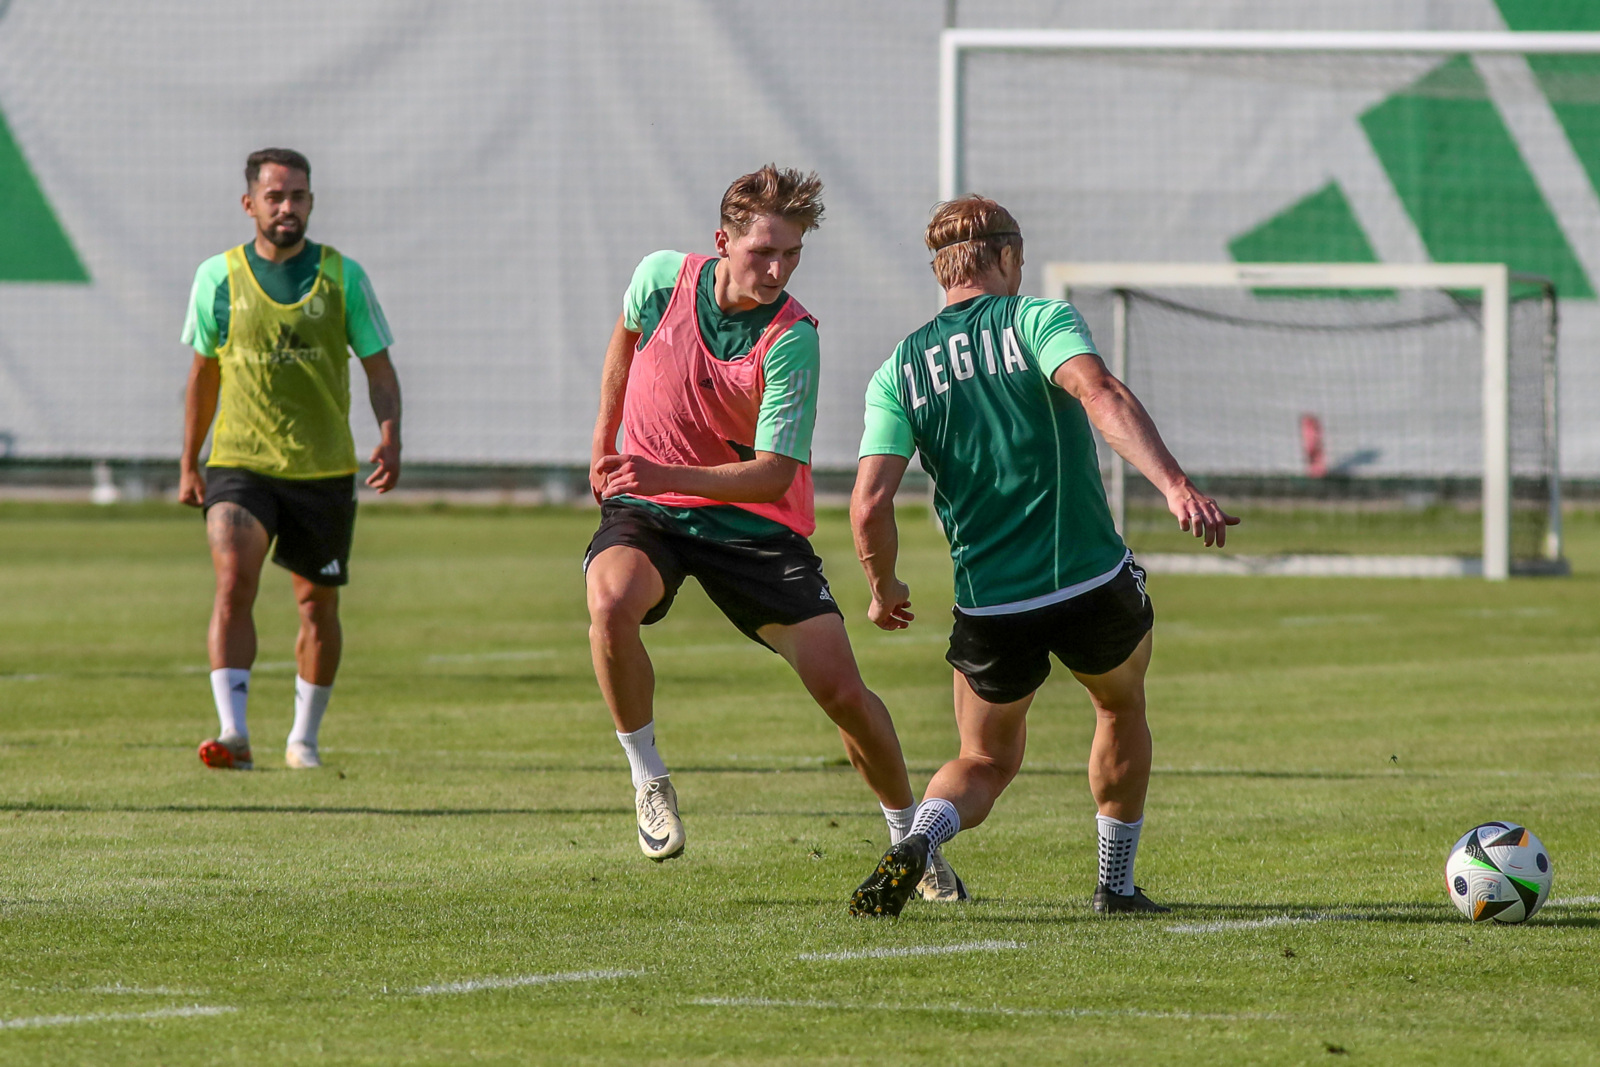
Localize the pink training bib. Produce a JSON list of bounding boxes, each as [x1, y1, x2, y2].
[[620, 254, 817, 536]]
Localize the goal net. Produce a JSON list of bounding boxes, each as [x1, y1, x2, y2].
[[1048, 263, 1563, 579], [939, 28, 1600, 577]]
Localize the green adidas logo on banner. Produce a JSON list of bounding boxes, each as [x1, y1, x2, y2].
[[1232, 0, 1600, 298], [0, 0, 88, 283]]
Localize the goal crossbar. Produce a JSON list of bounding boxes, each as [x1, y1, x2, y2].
[[1045, 261, 1533, 580], [939, 29, 1600, 201]]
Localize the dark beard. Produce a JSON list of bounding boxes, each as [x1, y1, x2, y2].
[[264, 221, 304, 248]]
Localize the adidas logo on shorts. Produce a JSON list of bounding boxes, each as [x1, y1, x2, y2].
[[320, 560, 341, 577]]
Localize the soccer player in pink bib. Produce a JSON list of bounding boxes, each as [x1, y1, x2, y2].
[[583, 166, 965, 899]]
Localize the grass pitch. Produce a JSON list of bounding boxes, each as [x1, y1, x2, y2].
[[2, 501, 1599, 1065]]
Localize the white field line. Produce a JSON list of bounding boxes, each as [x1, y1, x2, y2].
[[691, 997, 1277, 1022], [1167, 914, 1365, 934], [797, 940, 1024, 961], [409, 968, 643, 995], [1548, 896, 1600, 907], [0, 1005, 236, 1031], [87, 985, 208, 996]]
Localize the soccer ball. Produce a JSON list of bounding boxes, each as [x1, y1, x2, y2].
[[1445, 822, 1552, 924]]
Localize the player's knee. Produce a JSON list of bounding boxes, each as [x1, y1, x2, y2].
[[1094, 694, 1148, 723], [586, 584, 645, 637], [813, 675, 872, 724], [215, 569, 259, 609], [991, 753, 1025, 785], [296, 590, 338, 625]]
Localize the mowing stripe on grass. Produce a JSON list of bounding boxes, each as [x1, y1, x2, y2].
[[797, 940, 1023, 961], [409, 969, 642, 995], [691, 997, 1277, 1022], [0, 1006, 236, 1030], [1278, 614, 1384, 627], [1167, 914, 1364, 934], [179, 661, 293, 674], [424, 649, 559, 664]]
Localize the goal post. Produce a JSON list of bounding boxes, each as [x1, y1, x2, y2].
[[938, 29, 1600, 204], [1044, 262, 1565, 580]]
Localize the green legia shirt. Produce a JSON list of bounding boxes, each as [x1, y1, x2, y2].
[[859, 294, 1127, 611]]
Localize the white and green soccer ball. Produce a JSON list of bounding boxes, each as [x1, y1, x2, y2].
[[1445, 822, 1552, 924]]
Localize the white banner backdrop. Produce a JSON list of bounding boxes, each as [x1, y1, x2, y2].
[[2, 0, 1597, 472]]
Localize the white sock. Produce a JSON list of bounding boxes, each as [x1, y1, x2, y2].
[[288, 676, 332, 748], [882, 803, 916, 845], [209, 668, 250, 741], [909, 798, 961, 850], [617, 722, 669, 789], [1097, 814, 1143, 895]]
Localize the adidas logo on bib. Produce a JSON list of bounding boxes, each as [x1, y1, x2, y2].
[[320, 560, 341, 577]]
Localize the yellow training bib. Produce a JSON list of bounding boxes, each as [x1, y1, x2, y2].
[[209, 245, 356, 479]]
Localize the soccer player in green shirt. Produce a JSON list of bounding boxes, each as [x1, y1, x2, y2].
[[178, 148, 402, 772], [848, 196, 1237, 917]]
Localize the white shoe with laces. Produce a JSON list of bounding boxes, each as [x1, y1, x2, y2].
[[635, 776, 685, 861], [916, 848, 970, 902], [285, 740, 322, 769]]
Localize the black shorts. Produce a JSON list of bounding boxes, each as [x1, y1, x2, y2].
[[583, 500, 842, 650], [204, 467, 357, 587], [946, 556, 1153, 704]]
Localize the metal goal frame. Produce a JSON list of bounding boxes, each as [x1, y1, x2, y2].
[[938, 28, 1600, 203], [1045, 261, 1562, 580]]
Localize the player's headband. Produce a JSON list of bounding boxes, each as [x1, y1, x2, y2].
[[931, 229, 1021, 253]]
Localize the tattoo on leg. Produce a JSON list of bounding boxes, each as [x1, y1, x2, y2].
[[223, 506, 258, 529], [208, 504, 264, 547]]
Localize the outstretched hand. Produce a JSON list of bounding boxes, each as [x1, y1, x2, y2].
[[1164, 479, 1239, 547], [868, 579, 915, 631]]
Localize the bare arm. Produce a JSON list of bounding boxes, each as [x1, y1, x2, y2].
[[850, 453, 915, 630], [361, 349, 402, 493], [1053, 353, 1238, 546], [596, 450, 799, 503], [179, 352, 220, 507], [591, 312, 641, 499]]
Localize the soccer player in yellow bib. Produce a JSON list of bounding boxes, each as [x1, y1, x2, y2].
[[178, 148, 402, 771]]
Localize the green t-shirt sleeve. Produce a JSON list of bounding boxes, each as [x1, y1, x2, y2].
[[623, 250, 686, 333], [1015, 296, 1098, 381], [342, 257, 395, 358], [753, 321, 820, 462], [180, 254, 230, 357], [858, 348, 915, 459]]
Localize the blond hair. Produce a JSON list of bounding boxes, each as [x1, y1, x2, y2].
[[720, 164, 825, 235], [925, 195, 1022, 289]]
